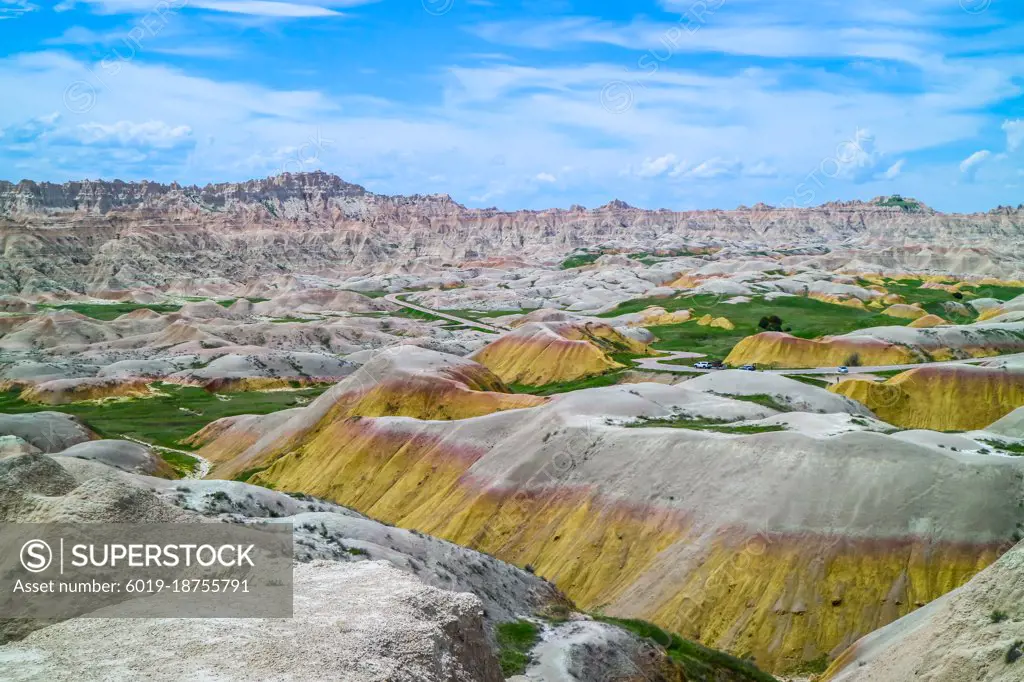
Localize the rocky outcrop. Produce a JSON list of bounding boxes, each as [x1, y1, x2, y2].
[[823, 539, 1024, 682], [3, 173, 1023, 295], [831, 365, 1024, 431], [470, 320, 651, 386], [194, 350, 1024, 673]]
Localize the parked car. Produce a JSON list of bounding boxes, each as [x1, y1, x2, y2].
[[694, 361, 712, 369], [837, 366, 849, 374], [740, 364, 757, 371], [709, 360, 724, 369]]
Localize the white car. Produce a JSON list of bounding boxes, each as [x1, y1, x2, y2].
[[837, 366, 849, 374], [694, 361, 712, 369]]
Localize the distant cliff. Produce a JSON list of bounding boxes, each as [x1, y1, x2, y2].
[[1, 172, 1022, 294]]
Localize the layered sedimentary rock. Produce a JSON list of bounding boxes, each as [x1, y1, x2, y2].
[[725, 331, 916, 368], [3, 173, 1024, 296], [823, 538, 1024, 682], [0, 419, 766, 682], [831, 365, 1024, 431], [193, 349, 1024, 673], [470, 320, 651, 386], [726, 321, 1024, 369]]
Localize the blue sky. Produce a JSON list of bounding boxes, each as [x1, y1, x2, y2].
[[0, 0, 1021, 212]]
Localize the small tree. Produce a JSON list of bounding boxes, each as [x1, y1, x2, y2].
[[845, 352, 862, 367], [758, 315, 783, 332]]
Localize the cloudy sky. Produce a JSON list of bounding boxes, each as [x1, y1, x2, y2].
[[0, 0, 1021, 212]]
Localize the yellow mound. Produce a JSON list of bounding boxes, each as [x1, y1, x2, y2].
[[709, 316, 734, 330], [725, 332, 916, 369], [471, 321, 650, 386], [219, 421, 998, 674], [808, 293, 868, 310], [19, 379, 152, 405], [632, 306, 691, 326], [977, 307, 1005, 322], [882, 304, 926, 320], [830, 365, 1024, 430], [907, 314, 946, 328], [880, 293, 906, 305]]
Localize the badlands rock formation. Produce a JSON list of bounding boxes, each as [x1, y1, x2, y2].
[[832, 365, 1024, 431], [823, 538, 1024, 682], [470, 319, 652, 386], [0, 416, 769, 682], [2, 173, 1024, 296], [192, 346, 1024, 673]]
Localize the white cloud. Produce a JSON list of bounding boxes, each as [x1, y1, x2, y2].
[[72, 0, 378, 16], [634, 153, 682, 178], [0, 0, 37, 19], [1004, 119, 1024, 153], [959, 150, 991, 179], [878, 158, 905, 180], [743, 161, 778, 178], [685, 158, 741, 179], [534, 172, 557, 183], [72, 120, 194, 148]]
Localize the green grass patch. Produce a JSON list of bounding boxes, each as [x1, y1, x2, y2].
[[980, 439, 1024, 456], [598, 294, 901, 363], [159, 450, 201, 477], [233, 465, 272, 482], [785, 653, 830, 676], [495, 620, 540, 677], [596, 616, 778, 682], [784, 374, 831, 388], [711, 393, 792, 412], [875, 195, 921, 212], [627, 415, 786, 435], [269, 316, 314, 324], [869, 369, 907, 379], [510, 371, 626, 396], [0, 384, 329, 450], [560, 253, 601, 269], [43, 302, 183, 321]]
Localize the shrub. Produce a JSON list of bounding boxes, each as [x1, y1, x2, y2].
[[758, 315, 783, 332], [496, 620, 540, 676], [992, 610, 1010, 623], [845, 352, 862, 367]]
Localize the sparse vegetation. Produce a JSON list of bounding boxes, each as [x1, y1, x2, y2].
[[0, 384, 329, 450], [510, 371, 626, 396], [991, 609, 1010, 623], [495, 620, 541, 676], [42, 302, 183, 320], [560, 253, 602, 269], [628, 415, 786, 435], [876, 194, 921, 212], [598, 294, 902, 361], [786, 653, 830, 676], [980, 439, 1024, 456], [711, 392, 793, 412], [160, 450, 201, 477], [596, 616, 778, 682]]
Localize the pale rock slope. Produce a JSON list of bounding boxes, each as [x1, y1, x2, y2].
[[824, 539, 1024, 682], [192, 346, 1024, 673]]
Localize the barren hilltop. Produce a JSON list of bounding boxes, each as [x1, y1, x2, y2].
[[2, 172, 1023, 295]]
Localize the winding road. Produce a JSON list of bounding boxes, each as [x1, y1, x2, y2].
[[384, 293, 510, 333], [633, 350, 1024, 375]]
